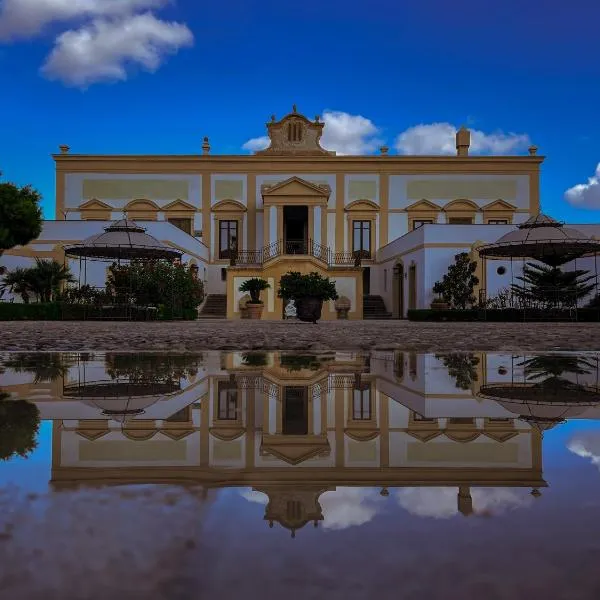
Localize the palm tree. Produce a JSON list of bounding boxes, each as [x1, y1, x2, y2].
[[28, 258, 74, 302], [512, 263, 596, 309], [0, 259, 74, 303], [1, 266, 34, 303], [2, 353, 76, 383]]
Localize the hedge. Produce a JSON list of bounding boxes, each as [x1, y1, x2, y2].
[[408, 308, 600, 322], [0, 302, 198, 321]]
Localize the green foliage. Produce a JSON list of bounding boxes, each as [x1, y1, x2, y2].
[[511, 263, 596, 308], [106, 260, 204, 315], [432, 253, 479, 309], [1, 259, 74, 303], [2, 353, 75, 383], [0, 302, 62, 320], [0, 394, 40, 461], [517, 355, 597, 381], [0, 181, 43, 255], [277, 271, 339, 302], [105, 353, 203, 383], [239, 278, 270, 303], [436, 353, 480, 390], [280, 354, 323, 372], [407, 308, 600, 322], [241, 352, 269, 367]]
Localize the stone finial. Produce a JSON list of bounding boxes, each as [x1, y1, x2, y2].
[[315, 115, 320, 123], [59, 144, 70, 154], [271, 114, 276, 122], [380, 145, 389, 155], [202, 136, 210, 155], [456, 126, 470, 157], [292, 104, 297, 113], [528, 145, 538, 156]]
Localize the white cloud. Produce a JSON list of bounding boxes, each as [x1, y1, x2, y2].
[[564, 164, 600, 209], [395, 487, 532, 518], [242, 110, 383, 155], [319, 487, 383, 530], [567, 431, 600, 469], [0, 0, 168, 41], [395, 122, 531, 155], [40, 13, 193, 87], [242, 136, 270, 152]]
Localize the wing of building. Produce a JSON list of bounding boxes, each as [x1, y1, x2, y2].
[[1, 106, 561, 318]]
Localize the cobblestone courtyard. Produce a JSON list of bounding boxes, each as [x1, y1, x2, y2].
[[1, 320, 599, 352]]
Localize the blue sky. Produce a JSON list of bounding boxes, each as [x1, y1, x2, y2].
[[1, 0, 600, 221]]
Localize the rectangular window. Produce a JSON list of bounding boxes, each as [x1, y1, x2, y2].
[[221, 268, 227, 282], [352, 220, 371, 257], [219, 220, 238, 259], [487, 219, 509, 225], [352, 388, 371, 420], [217, 381, 237, 420], [412, 219, 434, 230], [448, 217, 473, 225], [168, 218, 192, 235]]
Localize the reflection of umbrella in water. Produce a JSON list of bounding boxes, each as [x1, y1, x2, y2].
[[478, 378, 600, 431], [63, 380, 178, 422]]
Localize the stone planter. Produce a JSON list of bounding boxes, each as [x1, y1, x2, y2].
[[295, 297, 323, 324], [334, 295, 351, 319], [431, 299, 449, 310], [246, 302, 264, 320]]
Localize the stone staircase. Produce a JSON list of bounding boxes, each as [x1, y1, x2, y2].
[[198, 294, 227, 319], [363, 295, 392, 320]]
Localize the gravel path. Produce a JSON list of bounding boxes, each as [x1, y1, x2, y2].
[[1, 320, 600, 352]]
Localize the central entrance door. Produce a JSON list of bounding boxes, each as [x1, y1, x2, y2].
[[282, 386, 309, 435], [283, 206, 308, 254]]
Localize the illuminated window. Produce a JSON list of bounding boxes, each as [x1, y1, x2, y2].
[[488, 219, 509, 225], [352, 220, 371, 257], [217, 381, 237, 420], [219, 220, 238, 259]]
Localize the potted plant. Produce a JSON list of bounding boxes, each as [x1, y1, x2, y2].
[[239, 278, 270, 319], [334, 295, 351, 319], [277, 271, 339, 324], [241, 351, 269, 367]]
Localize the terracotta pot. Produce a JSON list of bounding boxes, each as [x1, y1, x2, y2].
[[246, 302, 264, 319], [431, 299, 449, 310], [295, 297, 323, 323]]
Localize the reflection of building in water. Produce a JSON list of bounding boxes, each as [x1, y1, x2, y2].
[[0, 351, 559, 536], [8, 351, 600, 533]]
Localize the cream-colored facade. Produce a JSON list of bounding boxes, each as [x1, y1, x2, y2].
[[44, 107, 543, 319]]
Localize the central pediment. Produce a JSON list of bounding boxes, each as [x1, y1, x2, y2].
[[262, 177, 330, 206]]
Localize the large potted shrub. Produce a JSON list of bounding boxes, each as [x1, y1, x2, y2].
[[239, 278, 270, 319], [277, 271, 338, 324]]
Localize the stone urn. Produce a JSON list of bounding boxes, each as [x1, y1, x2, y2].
[[334, 295, 351, 319], [239, 294, 251, 319], [430, 297, 449, 310], [246, 302, 264, 319], [295, 297, 323, 324]]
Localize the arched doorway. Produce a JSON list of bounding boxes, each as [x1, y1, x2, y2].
[[408, 263, 417, 310], [392, 262, 404, 318]]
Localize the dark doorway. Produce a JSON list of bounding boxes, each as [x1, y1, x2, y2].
[[363, 267, 371, 295], [282, 386, 308, 435], [283, 206, 308, 254]]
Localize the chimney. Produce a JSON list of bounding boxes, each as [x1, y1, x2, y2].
[[456, 126, 470, 156]]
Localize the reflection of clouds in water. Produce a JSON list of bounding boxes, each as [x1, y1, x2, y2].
[[240, 490, 268, 504], [320, 488, 384, 530], [567, 431, 600, 470], [238, 487, 384, 531], [395, 487, 532, 518]]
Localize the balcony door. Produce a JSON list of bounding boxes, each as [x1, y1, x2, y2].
[[283, 206, 308, 254], [282, 386, 309, 435]]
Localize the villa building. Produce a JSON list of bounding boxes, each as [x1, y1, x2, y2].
[[4, 105, 582, 318]]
